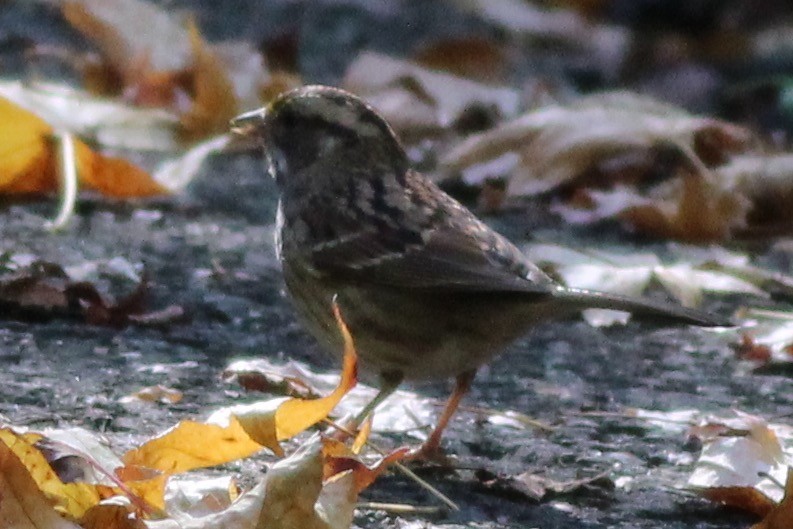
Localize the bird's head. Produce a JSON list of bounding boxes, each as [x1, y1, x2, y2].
[[231, 85, 406, 188]]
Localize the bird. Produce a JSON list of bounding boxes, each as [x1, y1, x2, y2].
[[230, 85, 729, 457]]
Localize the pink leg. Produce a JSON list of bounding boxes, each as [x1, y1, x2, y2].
[[414, 369, 476, 459]]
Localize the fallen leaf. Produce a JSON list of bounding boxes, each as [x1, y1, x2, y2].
[[178, 22, 238, 140], [61, 0, 270, 141], [122, 417, 272, 473], [0, 260, 170, 327], [752, 467, 793, 529], [321, 438, 408, 493], [222, 357, 436, 437], [222, 360, 322, 399], [0, 80, 180, 152], [732, 334, 773, 363], [144, 437, 357, 529], [0, 436, 83, 529], [124, 303, 358, 469], [522, 243, 765, 325], [79, 501, 147, 529], [163, 476, 238, 518], [0, 96, 166, 198], [448, 0, 633, 80], [1, 426, 164, 517], [120, 385, 184, 405], [700, 486, 776, 519], [475, 467, 613, 502], [257, 438, 356, 529], [441, 91, 752, 198], [726, 311, 793, 368], [716, 153, 793, 236], [413, 36, 508, 82], [61, 0, 192, 83], [344, 51, 520, 135], [688, 412, 791, 506], [618, 169, 750, 242], [0, 428, 101, 519]]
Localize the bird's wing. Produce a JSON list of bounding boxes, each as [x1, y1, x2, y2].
[[307, 211, 555, 294]]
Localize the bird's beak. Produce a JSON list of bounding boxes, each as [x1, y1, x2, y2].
[[230, 107, 267, 137]]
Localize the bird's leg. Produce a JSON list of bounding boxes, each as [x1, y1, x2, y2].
[[354, 370, 404, 426], [412, 369, 476, 459]]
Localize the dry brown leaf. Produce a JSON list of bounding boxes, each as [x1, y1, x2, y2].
[[61, 0, 191, 80], [61, 0, 273, 142], [343, 51, 520, 135], [733, 334, 774, 363], [0, 260, 170, 327], [80, 502, 146, 529], [221, 360, 321, 399], [474, 467, 612, 502], [320, 437, 408, 494], [0, 436, 83, 529], [716, 153, 793, 235], [413, 37, 508, 82], [441, 91, 752, 197], [448, 0, 630, 78], [700, 486, 776, 518], [618, 170, 750, 242], [179, 21, 239, 140]]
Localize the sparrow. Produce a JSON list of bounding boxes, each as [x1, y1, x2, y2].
[[231, 85, 728, 456]]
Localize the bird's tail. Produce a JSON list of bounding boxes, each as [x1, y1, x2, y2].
[[553, 287, 731, 327]]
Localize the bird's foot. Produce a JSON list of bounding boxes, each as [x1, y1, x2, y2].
[[404, 438, 455, 466]]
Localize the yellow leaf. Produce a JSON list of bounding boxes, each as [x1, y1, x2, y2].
[[0, 97, 57, 194], [122, 418, 266, 474], [125, 303, 358, 473], [0, 436, 83, 529], [273, 301, 358, 440], [0, 96, 166, 198], [0, 429, 101, 519], [113, 465, 168, 513]]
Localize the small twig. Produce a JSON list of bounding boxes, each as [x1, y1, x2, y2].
[[573, 409, 686, 423], [758, 470, 786, 491], [46, 131, 78, 231], [356, 502, 447, 516]]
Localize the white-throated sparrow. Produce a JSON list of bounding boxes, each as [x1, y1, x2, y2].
[[231, 85, 728, 456]]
